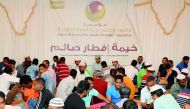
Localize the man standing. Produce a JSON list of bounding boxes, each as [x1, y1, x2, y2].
[[43, 60, 57, 87], [69, 58, 81, 70], [136, 56, 144, 71], [54, 57, 70, 82], [34, 78, 54, 109], [38, 64, 55, 94], [56, 69, 77, 102], [0, 57, 9, 74], [16, 56, 32, 78], [52, 56, 59, 69], [91, 55, 102, 73], [64, 80, 90, 109], [177, 56, 189, 71], [9, 59, 18, 77], [26, 58, 39, 80]]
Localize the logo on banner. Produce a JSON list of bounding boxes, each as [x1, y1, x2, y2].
[[50, 0, 64, 9], [85, 1, 105, 22]]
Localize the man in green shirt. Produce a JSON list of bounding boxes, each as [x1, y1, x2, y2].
[[137, 62, 151, 88], [82, 77, 109, 108], [170, 74, 186, 99]]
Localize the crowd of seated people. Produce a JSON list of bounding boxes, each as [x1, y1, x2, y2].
[[0, 55, 189, 109]]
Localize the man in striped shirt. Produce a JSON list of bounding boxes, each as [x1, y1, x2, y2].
[[54, 57, 70, 82], [177, 79, 190, 108]]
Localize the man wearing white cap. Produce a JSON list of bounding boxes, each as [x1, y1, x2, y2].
[[140, 76, 165, 109], [181, 68, 189, 80], [91, 55, 102, 73], [150, 85, 181, 109], [69, 58, 81, 70], [170, 74, 187, 99], [112, 58, 122, 69], [49, 98, 64, 109], [74, 61, 90, 87], [141, 67, 160, 89], [137, 62, 151, 88]]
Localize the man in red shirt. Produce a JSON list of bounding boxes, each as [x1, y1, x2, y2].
[[93, 71, 108, 104], [54, 57, 70, 83]]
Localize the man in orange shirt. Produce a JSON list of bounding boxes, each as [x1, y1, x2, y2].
[[5, 75, 39, 109], [116, 68, 136, 100]]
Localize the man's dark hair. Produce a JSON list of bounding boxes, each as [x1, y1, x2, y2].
[[70, 69, 77, 78], [110, 69, 116, 77], [131, 60, 137, 67], [39, 64, 46, 68], [163, 57, 168, 61], [151, 89, 163, 97], [117, 67, 125, 76], [53, 55, 59, 60], [32, 58, 39, 65], [4, 66, 13, 74], [146, 76, 155, 82], [76, 80, 90, 94], [165, 64, 171, 69], [0, 91, 5, 101], [183, 56, 189, 61], [123, 100, 138, 109], [114, 75, 123, 82], [35, 78, 45, 86], [9, 59, 16, 65], [169, 60, 173, 64], [59, 57, 66, 62], [20, 75, 32, 85], [101, 61, 107, 68], [85, 77, 94, 82], [43, 60, 50, 65], [3, 57, 9, 61]]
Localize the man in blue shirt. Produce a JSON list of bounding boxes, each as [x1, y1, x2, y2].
[[106, 75, 123, 104], [176, 56, 189, 71], [26, 58, 39, 80]]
